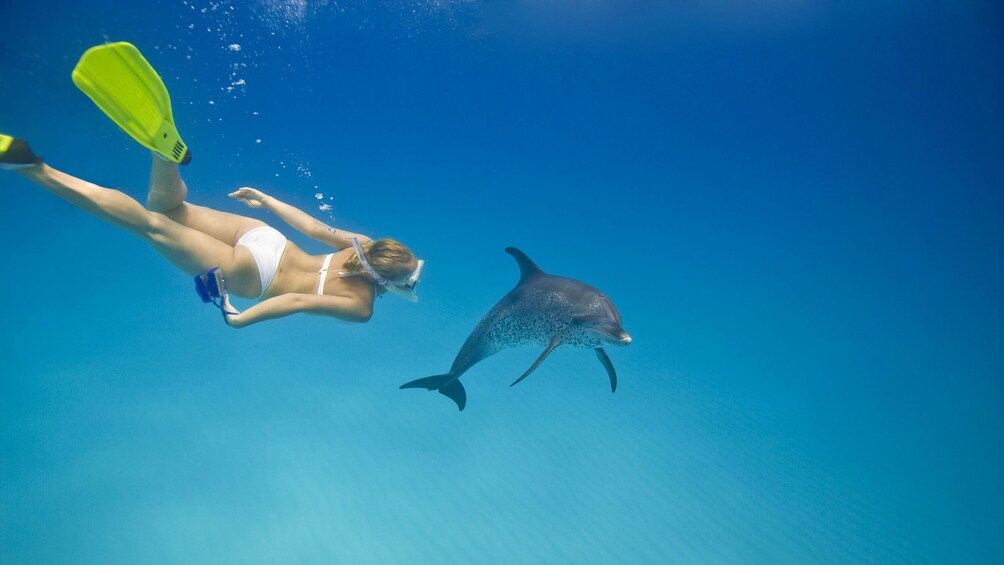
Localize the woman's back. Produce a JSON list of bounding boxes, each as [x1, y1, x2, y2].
[[266, 243, 375, 302]]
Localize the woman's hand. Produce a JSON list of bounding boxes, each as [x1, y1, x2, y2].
[[229, 187, 270, 209]]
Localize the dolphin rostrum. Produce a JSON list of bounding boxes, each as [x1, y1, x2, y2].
[[400, 247, 631, 411]]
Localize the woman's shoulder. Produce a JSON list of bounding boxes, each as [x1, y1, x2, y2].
[[317, 246, 355, 268]]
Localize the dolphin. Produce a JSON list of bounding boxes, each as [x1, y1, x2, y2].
[[400, 247, 632, 411]]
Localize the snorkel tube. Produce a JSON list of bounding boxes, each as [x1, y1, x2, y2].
[[349, 237, 423, 303]]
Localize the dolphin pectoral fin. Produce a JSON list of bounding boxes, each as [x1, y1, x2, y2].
[[595, 348, 617, 392], [400, 373, 467, 411], [510, 337, 561, 387]]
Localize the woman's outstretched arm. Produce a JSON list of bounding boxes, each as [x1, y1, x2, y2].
[[221, 292, 373, 328], [229, 187, 371, 249]]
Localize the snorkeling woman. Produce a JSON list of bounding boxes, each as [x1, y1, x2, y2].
[[0, 135, 424, 328], [0, 43, 422, 328]]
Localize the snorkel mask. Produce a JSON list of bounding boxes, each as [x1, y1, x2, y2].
[[348, 237, 425, 303]]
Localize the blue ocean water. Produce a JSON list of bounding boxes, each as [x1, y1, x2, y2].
[[2, 1, 1002, 563]]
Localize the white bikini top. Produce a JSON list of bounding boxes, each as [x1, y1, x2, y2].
[[317, 253, 335, 295]]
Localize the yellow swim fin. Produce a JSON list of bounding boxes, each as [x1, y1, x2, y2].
[[72, 42, 192, 165], [0, 134, 43, 170]]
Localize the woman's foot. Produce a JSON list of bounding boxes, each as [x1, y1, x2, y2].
[[0, 135, 43, 170]]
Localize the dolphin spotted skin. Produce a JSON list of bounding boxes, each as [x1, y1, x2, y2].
[[400, 247, 632, 411]]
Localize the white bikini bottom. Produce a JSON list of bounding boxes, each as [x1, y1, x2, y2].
[[236, 226, 287, 297]]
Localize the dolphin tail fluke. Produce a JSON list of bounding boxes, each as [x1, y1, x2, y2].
[[510, 336, 561, 388], [400, 373, 468, 411], [595, 348, 617, 392], [438, 379, 467, 411], [400, 374, 452, 391]]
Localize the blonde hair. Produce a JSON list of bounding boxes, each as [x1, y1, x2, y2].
[[343, 238, 416, 282]]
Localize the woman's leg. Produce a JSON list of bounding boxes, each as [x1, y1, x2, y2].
[[147, 157, 265, 244], [146, 155, 189, 212], [17, 163, 263, 297]]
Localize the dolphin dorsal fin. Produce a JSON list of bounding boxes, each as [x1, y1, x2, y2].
[[505, 247, 544, 283]]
